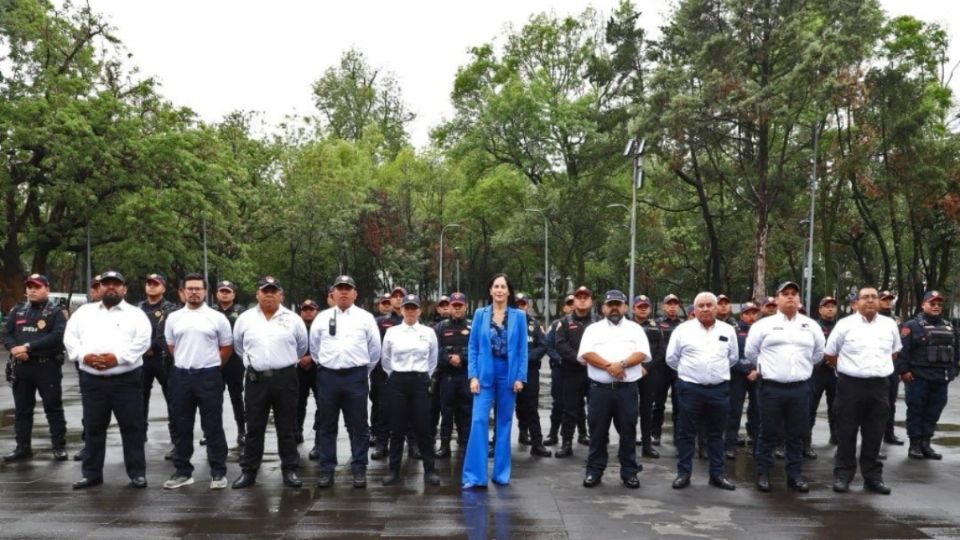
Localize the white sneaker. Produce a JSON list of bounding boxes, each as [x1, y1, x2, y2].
[[210, 476, 228, 490], [163, 475, 194, 489]]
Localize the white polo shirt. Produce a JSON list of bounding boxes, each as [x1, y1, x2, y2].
[[665, 319, 739, 385], [310, 304, 381, 371], [577, 318, 651, 383], [164, 304, 233, 370], [64, 301, 152, 376], [744, 311, 825, 382], [381, 322, 438, 376], [233, 305, 308, 371], [825, 312, 902, 378]]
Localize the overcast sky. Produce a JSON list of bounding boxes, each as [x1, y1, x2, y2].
[[84, 0, 959, 147]]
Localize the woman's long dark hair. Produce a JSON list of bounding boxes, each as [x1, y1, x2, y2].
[[486, 273, 517, 308]]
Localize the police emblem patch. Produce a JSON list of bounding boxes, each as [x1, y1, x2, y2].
[[155, 311, 162, 318]]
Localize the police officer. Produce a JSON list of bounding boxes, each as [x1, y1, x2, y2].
[[631, 295, 662, 458], [296, 299, 321, 456], [434, 292, 472, 458], [897, 290, 958, 460], [64, 270, 152, 489], [544, 295, 580, 446], [514, 293, 552, 457], [725, 302, 760, 459], [370, 289, 404, 460], [651, 294, 683, 446], [433, 295, 451, 325], [138, 273, 179, 459], [3, 273, 68, 462], [760, 297, 777, 318], [717, 295, 737, 325], [807, 296, 839, 455], [376, 293, 393, 316], [879, 290, 905, 446], [211, 280, 246, 448], [554, 286, 600, 458]]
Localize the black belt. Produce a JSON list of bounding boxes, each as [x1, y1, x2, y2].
[[761, 379, 807, 389], [26, 356, 56, 364], [391, 371, 428, 376], [590, 380, 637, 389], [682, 380, 726, 389], [248, 365, 295, 377], [319, 365, 366, 374], [175, 366, 220, 375]]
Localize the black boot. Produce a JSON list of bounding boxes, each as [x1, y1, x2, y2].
[[435, 439, 451, 459], [921, 438, 943, 460], [908, 439, 924, 459], [555, 441, 573, 458], [530, 437, 551, 457], [518, 431, 531, 446], [543, 429, 559, 446]]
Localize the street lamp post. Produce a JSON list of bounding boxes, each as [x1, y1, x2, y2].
[[622, 138, 645, 309], [804, 122, 819, 312], [525, 208, 549, 326], [454, 247, 461, 292], [439, 223, 460, 300]]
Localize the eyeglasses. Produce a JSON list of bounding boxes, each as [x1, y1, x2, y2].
[[184, 287, 205, 292]]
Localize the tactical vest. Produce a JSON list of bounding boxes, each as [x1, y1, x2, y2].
[[12, 300, 62, 347], [913, 318, 955, 368], [438, 318, 471, 373]]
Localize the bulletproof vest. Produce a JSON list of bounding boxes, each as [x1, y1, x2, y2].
[[12, 300, 62, 347], [438, 317, 471, 372], [913, 316, 955, 368], [656, 316, 682, 345], [735, 320, 752, 359], [638, 319, 663, 360], [376, 312, 403, 341], [560, 312, 599, 361], [215, 303, 245, 329], [818, 318, 837, 340]]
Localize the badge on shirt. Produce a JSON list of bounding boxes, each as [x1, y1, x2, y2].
[[461, 329, 469, 336], [154, 310, 163, 318], [37, 320, 46, 330]]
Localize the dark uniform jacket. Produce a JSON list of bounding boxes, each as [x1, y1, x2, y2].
[[654, 316, 683, 365], [732, 320, 753, 376], [555, 312, 601, 372], [435, 316, 471, 376], [637, 318, 664, 365], [526, 317, 547, 369], [545, 319, 563, 369], [3, 300, 67, 359], [896, 313, 959, 382], [138, 298, 179, 362]]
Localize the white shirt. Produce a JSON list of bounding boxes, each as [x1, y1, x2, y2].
[[64, 301, 152, 376], [666, 319, 739, 384], [825, 313, 902, 378], [381, 322, 438, 376], [164, 304, 233, 370], [233, 305, 308, 371], [577, 318, 651, 383], [744, 311, 825, 382], [310, 304, 381, 371]]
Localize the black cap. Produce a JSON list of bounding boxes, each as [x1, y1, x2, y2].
[[818, 296, 837, 307], [332, 275, 356, 289], [378, 293, 392, 304], [603, 290, 627, 304], [100, 270, 126, 284], [449, 292, 467, 305], [24, 273, 49, 287], [762, 296, 776, 306], [741, 302, 760, 313], [390, 286, 407, 296], [776, 281, 800, 294], [257, 276, 283, 291], [401, 294, 421, 308], [437, 295, 450, 306], [573, 286, 592, 298], [300, 299, 321, 310], [90, 274, 102, 287], [216, 280, 238, 293], [145, 273, 166, 286], [923, 290, 944, 303], [880, 290, 896, 300], [717, 294, 730, 303], [514, 293, 529, 304], [662, 294, 680, 304], [564, 294, 575, 305], [633, 295, 651, 306]]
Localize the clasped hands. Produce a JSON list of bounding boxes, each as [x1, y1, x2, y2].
[[83, 353, 119, 371]]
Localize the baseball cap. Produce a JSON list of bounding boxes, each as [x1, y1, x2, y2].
[[662, 294, 680, 304], [100, 270, 126, 284], [573, 286, 592, 298], [449, 292, 467, 305], [257, 276, 283, 291], [24, 273, 49, 287], [818, 296, 837, 307], [332, 275, 356, 289], [514, 293, 529, 304], [603, 290, 627, 304], [633, 295, 651, 307], [923, 290, 945, 303], [741, 302, 760, 313], [300, 299, 320, 310], [145, 273, 166, 286], [216, 280, 238, 293], [401, 294, 421, 308], [776, 281, 800, 294], [437, 295, 450, 306]]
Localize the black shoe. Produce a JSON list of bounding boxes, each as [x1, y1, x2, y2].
[[435, 441, 452, 459], [199, 437, 207, 446], [672, 474, 691, 489], [696, 446, 706, 460], [724, 449, 736, 461], [803, 446, 818, 460], [642, 445, 660, 459], [424, 470, 441, 486], [832, 477, 850, 493], [622, 475, 640, 489], [864, 479, 891, 495], [774, 446, 785, 459], [828, 434, 837, 445], [72, 477, 103, 489], [352, 471, 367, 488], [577, 435, 591, 446], [518, 432, 531, 446], [582, 473, 601, 488], [370, 445, 388, 461], [555, 443, 573, 458], [3, 447, 32, 462], [316, 471, 334, 488], [52, 447, 68, 461], [787, 477, 809, 493], [237, 432, 246, 447], [408, 445, 421, 460], [382, 471, 401, 486], [530, 444, 552, 457], [309, 446, 320, 460], [921, 438, 943, 460], [296, 433, 304, 444], [709, 476, 736, 491], [232, 472, 257, 489], [543, 434, 558, 446], [164, 449, 175, 461], [129, 476, 148, 489], [878, 450, 887, 460], [756, 472, 770, 492], [908, 440, 925, 459], [72, 448, 88, 462], [884, 433, 904, 445], [651, 436, 661, 447], [736, 434, 747, 447], [282, 471, 302, 488]]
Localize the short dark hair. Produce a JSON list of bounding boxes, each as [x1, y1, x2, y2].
[[485, 273, 517, 308], [182, 273, 207, 289]]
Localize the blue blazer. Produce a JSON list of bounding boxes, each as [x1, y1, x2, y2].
[[468, 306, 528, 387]]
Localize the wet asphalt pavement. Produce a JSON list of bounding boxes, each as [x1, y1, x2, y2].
[[1, 360, 960, 539]]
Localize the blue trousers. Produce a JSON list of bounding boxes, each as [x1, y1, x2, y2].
[[904, 377, 949, 439], [586, 381, 639, 478], [462, 360, 515, 487], [316, 366, 369, 474], [756, 380, 809, 480], [676, 380, 729, 478], [170, 367, 227, 478]]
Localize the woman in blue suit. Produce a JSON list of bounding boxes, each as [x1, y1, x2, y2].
[[462, 273, 528, 488]]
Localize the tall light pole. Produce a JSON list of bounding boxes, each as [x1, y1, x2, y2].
[[525, 208, 549, 326], [454, 247, 461, 292], [439, 223, 460, 300], [623, 138, 645, 309], [804, 122, 818, 312]]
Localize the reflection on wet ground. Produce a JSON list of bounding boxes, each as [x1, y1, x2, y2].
[[1, 361, 959, 539]]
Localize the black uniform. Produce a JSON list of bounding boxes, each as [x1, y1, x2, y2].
[[726, 319, 758, 451], [807, 317, 838, 446], [435, 316, 472, 446], [879, 308, 902, 442], [555, 311, 601, 447], [515, 317, 548, 445], [295, 320, 317, 444], [3, 300, 68, 452], [371, 312, 402, 451], [213, 302, 246, 441], [138, 298, 179, 442], [896, 313, 958, 446], [650, 316, 682, 443], [636, 318, 663, 451]]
